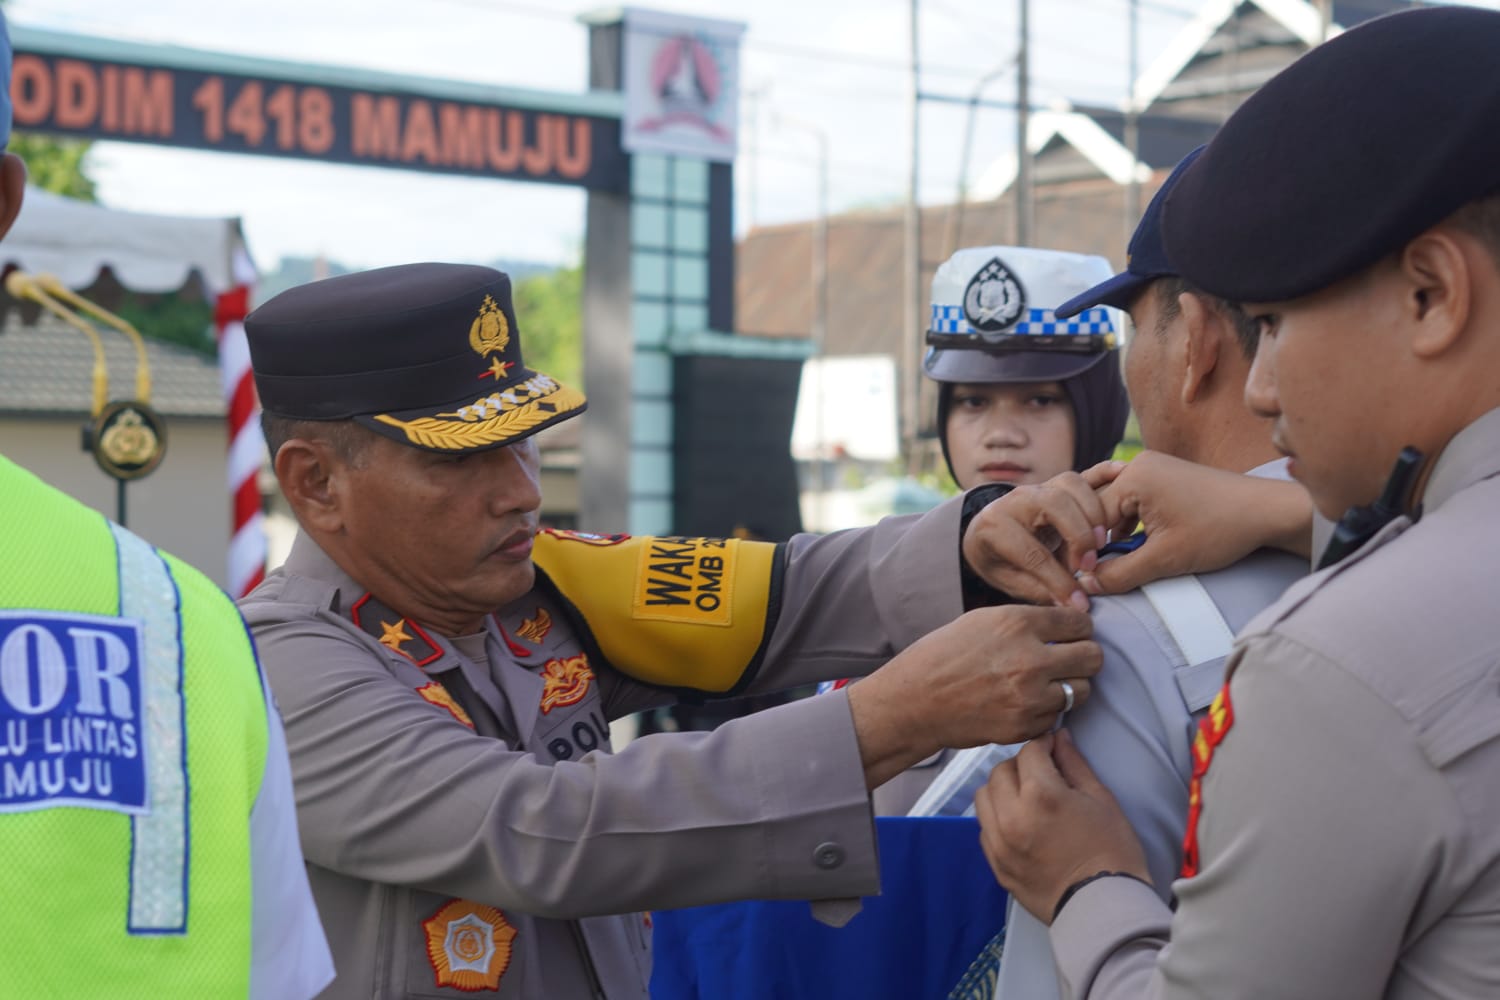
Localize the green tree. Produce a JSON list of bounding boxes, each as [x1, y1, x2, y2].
[[10, 132, 97, 201], [512, 265, 582, 387], [114, 290, 215, 358]]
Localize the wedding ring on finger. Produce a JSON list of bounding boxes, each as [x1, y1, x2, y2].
[[1051, 679, 1076, 733]]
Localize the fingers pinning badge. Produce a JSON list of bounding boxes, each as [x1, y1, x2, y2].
[[1051, 679, 1076, 733]]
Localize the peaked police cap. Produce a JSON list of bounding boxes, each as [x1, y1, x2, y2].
[[245, 262, 585, 453]]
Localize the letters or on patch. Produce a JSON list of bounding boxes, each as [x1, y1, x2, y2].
[[516, 608, 553, 644], [962, 256, 1026, 332], [1181, 682, 1236, 878], [416, 682, 474, 729], [0, 611, 147, 815], [631, 536, 735, 626], [543, 529, 630, 546], [423, 899, 517, 992], [539, 654, 594, 714]]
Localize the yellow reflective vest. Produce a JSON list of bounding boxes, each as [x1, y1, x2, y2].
[[0, 456, 264, 997]]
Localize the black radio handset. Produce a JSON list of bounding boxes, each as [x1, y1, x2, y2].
[[1316, 446, 1426, 570]]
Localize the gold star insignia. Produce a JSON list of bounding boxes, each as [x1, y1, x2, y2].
[[485, 357, 514, 381], [379, 619, 413, 652]]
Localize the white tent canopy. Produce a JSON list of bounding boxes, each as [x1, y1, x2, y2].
[[2, 186, 250, 293]]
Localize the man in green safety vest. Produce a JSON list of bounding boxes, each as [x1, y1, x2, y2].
[[0, 11, 333, 997]]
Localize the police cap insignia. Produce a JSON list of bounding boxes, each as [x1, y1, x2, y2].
[[245, 262, 586, 453], [962, 257, 1026, 333]]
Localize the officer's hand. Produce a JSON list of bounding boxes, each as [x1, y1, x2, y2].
[[1082, 451, 1314, 595], [975, 731, 1150, 924], [847, 606, 1100, 790], [962, 463, 1125, 610]]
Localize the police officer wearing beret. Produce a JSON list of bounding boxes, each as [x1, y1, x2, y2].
[[975, 7, 1500, 997], [238, 261, 1109, 998]]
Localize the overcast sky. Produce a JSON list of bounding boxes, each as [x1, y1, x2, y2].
[[8, 0, 1464, 272]]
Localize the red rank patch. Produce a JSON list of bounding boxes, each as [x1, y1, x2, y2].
[[1181, 682, 1235, 878], [539, 653, 594, 714]]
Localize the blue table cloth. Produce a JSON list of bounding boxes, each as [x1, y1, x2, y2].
[[651, 816, 1008, 1000]]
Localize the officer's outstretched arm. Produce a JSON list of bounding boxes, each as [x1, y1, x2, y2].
[[845, 605, 1101, 789]]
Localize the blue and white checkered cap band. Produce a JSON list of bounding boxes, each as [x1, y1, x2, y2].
[[930, 305, 1114, 336]]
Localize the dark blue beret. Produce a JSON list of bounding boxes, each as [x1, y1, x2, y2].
[[1162, 6, 1500, 304], [246, 262, 585, 453]]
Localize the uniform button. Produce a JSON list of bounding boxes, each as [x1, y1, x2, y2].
[[813, 842, 845, 870]]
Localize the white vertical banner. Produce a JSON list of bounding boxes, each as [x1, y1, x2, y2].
[[622, 8, 746, 163]]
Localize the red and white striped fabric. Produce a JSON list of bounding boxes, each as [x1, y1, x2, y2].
[[215, 246, 265, 598]]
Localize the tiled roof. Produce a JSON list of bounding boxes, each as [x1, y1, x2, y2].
[[0, 311, 224, 417], [1079, 107, 1220, 170]]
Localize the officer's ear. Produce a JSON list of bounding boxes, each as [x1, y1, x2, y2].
[[273, 437, 347, 533], [1400, 228, 1472, 360], [1176, 291, 1222, 406]]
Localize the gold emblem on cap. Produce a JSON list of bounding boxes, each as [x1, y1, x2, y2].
[[470, 294, 511, 358]]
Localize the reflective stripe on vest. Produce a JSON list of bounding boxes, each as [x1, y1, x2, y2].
[[112, 522, 188, 934]]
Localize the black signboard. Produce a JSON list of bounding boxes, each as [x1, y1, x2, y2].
[[11, 51, 628, 192]]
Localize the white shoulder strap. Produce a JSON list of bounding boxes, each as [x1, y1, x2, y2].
[[1139, 575, 1235, 668]]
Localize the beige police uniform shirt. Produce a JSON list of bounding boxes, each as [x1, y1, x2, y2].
[[1049, 406, 1500, 999], [239, 498, 968, 1000]]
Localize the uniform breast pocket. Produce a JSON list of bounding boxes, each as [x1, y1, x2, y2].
[[402, 891, 527, 998]]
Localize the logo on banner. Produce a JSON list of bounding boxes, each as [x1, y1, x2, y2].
[[638, 34, 730, 140], [0, 611, 147, 815], [622, 10, 743, 162]]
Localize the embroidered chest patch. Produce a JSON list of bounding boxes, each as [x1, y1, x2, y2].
[[539, 653, 594, 714], [415, 681, 474, 729], [423, 899, 517, 992], [1181, 682, 1236, 878], [0, 611, 149, 815]]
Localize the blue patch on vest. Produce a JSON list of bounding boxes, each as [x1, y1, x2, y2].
[[0, 610, 148, 815]]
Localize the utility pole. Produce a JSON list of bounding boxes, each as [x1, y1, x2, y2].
[[1316, 0, 1332, 42], [902, 0, 922, 465], [775, 113, 829, 526], [1015, 0, 1033, 246], [744, 82, 769, 228], [945, 56, 1017, 258], [1124, 0, 1141, 246]]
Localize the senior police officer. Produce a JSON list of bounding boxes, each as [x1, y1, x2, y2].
[[238, 261, 1108, 999], [975, 7, 1500, 998], [0, 11, 333, 998], [974, 146, 1309, 1000]]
